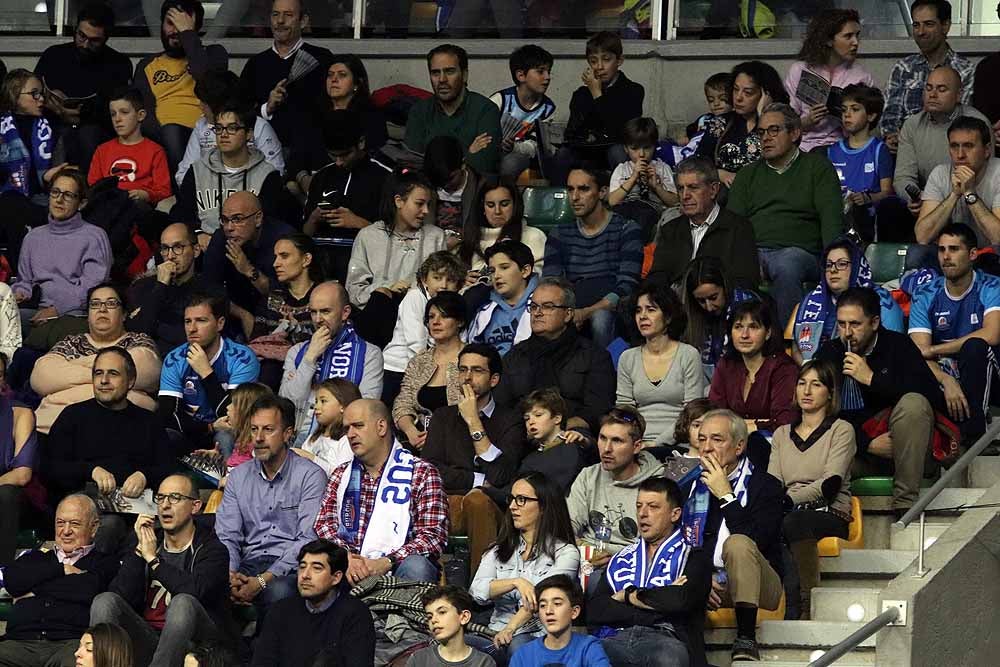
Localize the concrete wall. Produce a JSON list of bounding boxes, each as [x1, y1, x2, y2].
[[2, 35, 1000, 137], [877, 480, 1000, 666]]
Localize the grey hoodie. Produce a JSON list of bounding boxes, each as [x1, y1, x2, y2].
[[180, 147, 278, 234], [567, 451, 664, 553], [345, 220, 446, 308]]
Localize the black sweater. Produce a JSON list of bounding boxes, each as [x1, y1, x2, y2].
[[127, 274, 227, 357], [4, 548, 119, 640], [565, 72, 644, 144], [588, 547, 712, 667], [814, 328, 946, 453], [250, 592, 376, 667], [43, 399, 176, 500], [35, 41, 132, 127]]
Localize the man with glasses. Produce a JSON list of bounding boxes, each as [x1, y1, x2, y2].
[[727, 102, 843, 324], [201, 190, 293, 315], [35, 2, 133, 175], [314, 398, 449, 583], [89, 474, 228, 667], [495, 277, 615, 433], [12, 169, 111, 349], [422, 343, 524, 576], [172, 101, 282, 245]]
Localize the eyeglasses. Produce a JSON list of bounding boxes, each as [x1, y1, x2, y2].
[[211, 123, 246, 136], [160, 242, 193, 256], [752, 124, 788, 138], [75, 29, 107, 46], [508, 494, 540, 507], [457, 365, 491, 376], [49, 187, 81, 201], [527, 301, 570, 315], [220, 210, 261, 226], [824, 259, 852, 273], [154, 492, 198, 505], [89, 298, 122, 311], [19, 89, 43, 101]]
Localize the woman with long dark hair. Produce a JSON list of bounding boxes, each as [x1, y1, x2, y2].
[[459, 176, 547, 275], [74, 623, 133, 667], [697, 60, 789, 186], [784, 9, 873, 152], [469, 471, 579, 664]]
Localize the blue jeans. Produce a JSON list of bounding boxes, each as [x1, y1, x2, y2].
[[239, 555, 298, 628], [601, 626, 690, 667], [394, 554, 439, 582], [758, 246, 820, 325], [466, 630, 535, 667], [587, 307, 617, 352]]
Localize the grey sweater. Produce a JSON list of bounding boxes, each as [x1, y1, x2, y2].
[[345, 221, 446, 308], [893, 104, 990, 199]]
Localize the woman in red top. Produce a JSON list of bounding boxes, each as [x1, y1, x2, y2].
[[709, 298, 797, 436]]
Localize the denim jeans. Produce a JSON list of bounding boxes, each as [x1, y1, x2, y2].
[[758, 246, 820, 325], [587, 307, 618, 352], [90, 591, 218, 667], [394, 554, 439, 583], [239, 555, 299, 629], [601, 626, 690, 667], [466, 630, 535, 667]]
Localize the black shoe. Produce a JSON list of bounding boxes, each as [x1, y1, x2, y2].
[[731, 636, 761, 661]]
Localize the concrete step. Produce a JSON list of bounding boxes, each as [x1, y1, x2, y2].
[[860, 487, 986, 514], [706, 621, 877, 666], [968, 456, 1000, 489], [713, 652, 874, 667], [818, 549, 915, 588], [731, 660, 873, 667], [889, 521, 951, 551], [811, 587, 882, 623]]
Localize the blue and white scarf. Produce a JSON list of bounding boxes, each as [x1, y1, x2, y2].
[[0, 113, 53, 196], [681, 456, 753, 553], [334, 439, 416, 559], [606, 528, 690, 593], [295, 322, 367, 438]]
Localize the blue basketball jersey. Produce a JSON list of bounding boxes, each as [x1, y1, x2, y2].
[[908, 270, 1000, 345], [827, 137, 893, 196], [159, 338, 260, 422]]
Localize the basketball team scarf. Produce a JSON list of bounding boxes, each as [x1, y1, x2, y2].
[[334, 439, 416, 559], [294, 321, 367, 439], [606, 528, 690, 593], [681, 455, 753, 551], [0, 113, 53, 196]]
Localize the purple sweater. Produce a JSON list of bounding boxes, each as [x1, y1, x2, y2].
[[12, 213, 112, 316]]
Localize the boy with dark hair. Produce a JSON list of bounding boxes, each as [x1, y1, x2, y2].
[[468, 240, 538, 356], [827, 84, 894, 242], [687, 72, 732, 139], [608, 117, 679, 240], [410, 585, 495, 667], [510, 575, 610, 667], [553, 31, 645, 185], [424, 135, 482, 242], [490, 44, 557, 179], [88, 87, 172, 205]]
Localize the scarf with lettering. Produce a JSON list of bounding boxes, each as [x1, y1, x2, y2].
[[606, 528, 690, 593], [294, 321, 367, 438], [681, 455, 753, 551], [0, 113, 53, 196]]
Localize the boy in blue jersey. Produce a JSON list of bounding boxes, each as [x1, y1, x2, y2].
[[908, 223, 1000, 441], [510, 575, 610, 667], [490, 44, 556, 180], [159, 292, 260, 453], [827, 84, 894, 243]]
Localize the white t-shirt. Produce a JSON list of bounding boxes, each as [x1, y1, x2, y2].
[[610, 158, 677, 212], [923, 157, 1000, 248]]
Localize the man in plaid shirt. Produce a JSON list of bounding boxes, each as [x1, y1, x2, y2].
[[313, 399, 449, 584]]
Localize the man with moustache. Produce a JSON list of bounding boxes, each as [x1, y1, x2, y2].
[[89, 474, 228, 667], [133, 0, 228, 172], [215, 395, 327, 617]]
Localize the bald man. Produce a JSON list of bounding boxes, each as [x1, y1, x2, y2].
[[280, 281, 383, 444], [0, 495, 118, 667], [313, 399, 449, 584], [201, 190, 294, 314]]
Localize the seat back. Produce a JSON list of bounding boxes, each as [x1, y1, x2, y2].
[[522, 186, 574, 234], [865, 242, 909, 285]]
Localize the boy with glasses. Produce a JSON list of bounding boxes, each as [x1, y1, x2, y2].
[[90, 474, 230, 667]]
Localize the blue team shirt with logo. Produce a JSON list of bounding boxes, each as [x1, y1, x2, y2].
[[159, 338, 260, 422], [828, 137, 893, 196], [908, 270, 1000, 347]]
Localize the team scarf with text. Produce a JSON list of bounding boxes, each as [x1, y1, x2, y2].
[[606, 527, 690, 592]]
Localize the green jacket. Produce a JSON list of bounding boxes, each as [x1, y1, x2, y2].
[[404, 89, 501, 175]]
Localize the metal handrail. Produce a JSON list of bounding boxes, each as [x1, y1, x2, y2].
[[808, 607, 900, 667], [894, 419, 1000, 530]]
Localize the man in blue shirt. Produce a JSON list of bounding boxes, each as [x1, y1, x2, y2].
[[909, 223, 1000, 442], [214, 395, 327, 622], [158, 293, 260, 454]]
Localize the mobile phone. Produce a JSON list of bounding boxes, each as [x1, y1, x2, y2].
[[905, 184, 921, 202]]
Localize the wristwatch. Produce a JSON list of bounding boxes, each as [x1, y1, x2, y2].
[[469, 430, 485, 442], [249, 267, 261, 281], [720, 492, 737, 506], [965, 192, 980, 206]]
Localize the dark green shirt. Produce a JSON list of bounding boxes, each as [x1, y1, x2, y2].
[[404, 89, 501, 175]]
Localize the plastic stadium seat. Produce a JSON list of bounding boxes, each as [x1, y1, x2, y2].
[[203, 490, 224, 514], [705, 591, 786, 628], [818, 496, 864, 557], [865, 243, 909, 285], [0, 600, 11, 622], [16, 529, 40, 549], [522, 187, 574, 234], [851, 476, 894, 496]]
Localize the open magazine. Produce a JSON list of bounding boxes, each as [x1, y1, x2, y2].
[[94, 487, 159, 515], [181, 452, 226, 487], [42, 77, 97, 111], [795, 69, 845, 115]]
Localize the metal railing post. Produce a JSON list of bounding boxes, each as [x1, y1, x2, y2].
[[352, 0, 365, 39], [651, 0, 663, 40], [914, 511, 928, 578], [808, 607, 901, 667], [664, 0, 677, 40], [54, 0, 67, 37]]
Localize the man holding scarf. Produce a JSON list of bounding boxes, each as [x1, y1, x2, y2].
[[588, 477, 712, 667], [683, 409, 784, 663], [280, 281, 383, 445], [313, 399, 449, 583]]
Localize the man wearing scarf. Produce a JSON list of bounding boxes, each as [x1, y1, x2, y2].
[[314, 399, 449, 584], [280, 281, 383, 445], [588, 477, 712, 667], [681, 409, 784, 663]]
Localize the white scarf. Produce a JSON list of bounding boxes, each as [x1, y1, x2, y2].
[[711, 457, 753, 568]]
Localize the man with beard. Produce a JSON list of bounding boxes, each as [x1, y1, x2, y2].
[[35, 3, 132, 174], [404, 44, 502, 176], [133, 0, 228, 173], [238, 0, 333, 149], [89, 474, 228, 667]]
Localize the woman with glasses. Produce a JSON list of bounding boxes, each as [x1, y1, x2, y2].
[[469, 471, 580, 665], [769, 359, 856, 619], [697, 60, 789, 187], [617, 281, 704, 446], [791, 238, 904, 364], [393, 291, 467, 450]]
